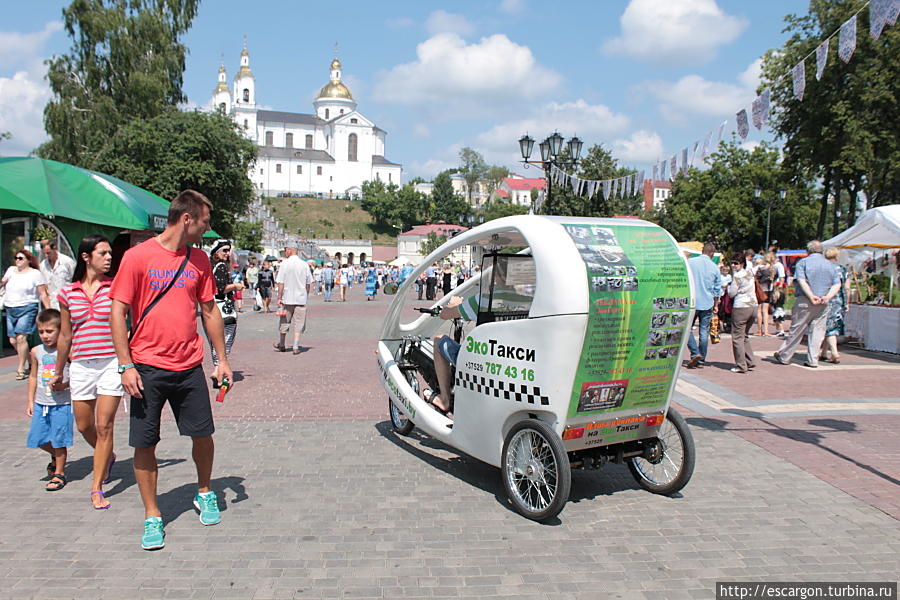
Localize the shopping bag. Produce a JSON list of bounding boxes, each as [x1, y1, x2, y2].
[[710, 315, 721, 344]]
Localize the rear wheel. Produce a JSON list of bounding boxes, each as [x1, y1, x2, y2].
[[389, 371, 417, 436], [501, 419, 571, 522], [627, 408, 695, 495]]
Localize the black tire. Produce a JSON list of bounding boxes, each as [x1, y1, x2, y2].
[[501, 419, 571, 522], [627, 407, 695, 495], [389, 371, 417, 436]]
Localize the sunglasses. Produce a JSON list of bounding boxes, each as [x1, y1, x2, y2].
[[730, 261, 741, 265], [15, 256, 26, 261]]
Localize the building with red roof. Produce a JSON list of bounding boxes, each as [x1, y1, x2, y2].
[[397, 222, 471, 266], [499, 177, 546, 207]]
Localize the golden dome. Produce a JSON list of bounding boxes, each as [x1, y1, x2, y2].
[[215, 81, 228, 93], [331, 58, 341, 69], [318, 80, 352, 100]]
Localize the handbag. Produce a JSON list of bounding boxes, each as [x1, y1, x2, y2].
[[709, 315, 721, 344], [754, 278, 768, 303], [130, 248, 191, 340], [216, 297, 237, 325]]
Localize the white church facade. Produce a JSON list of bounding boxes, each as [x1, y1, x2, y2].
[[211, 46, 402, 199]]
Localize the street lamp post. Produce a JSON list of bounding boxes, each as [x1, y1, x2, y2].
[[755, 186, 787, 250], [518, 132, 583, 215]]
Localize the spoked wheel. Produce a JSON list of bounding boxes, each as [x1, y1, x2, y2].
[[388, 370, 417, 436], [627, 408, 695, 495], [501, 419, 571, 522]]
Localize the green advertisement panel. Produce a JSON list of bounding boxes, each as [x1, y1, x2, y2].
[[563, 223, 691, 417]]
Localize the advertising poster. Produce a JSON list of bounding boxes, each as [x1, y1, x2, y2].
[[563, 223, 691, 417]]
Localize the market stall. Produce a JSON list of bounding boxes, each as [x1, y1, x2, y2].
[[823, 205, 900, 353]]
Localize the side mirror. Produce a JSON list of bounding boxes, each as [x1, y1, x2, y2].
[[383, 282, 399, 295]]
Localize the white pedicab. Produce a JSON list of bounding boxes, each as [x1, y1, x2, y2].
[[377, 216, 696, 521]]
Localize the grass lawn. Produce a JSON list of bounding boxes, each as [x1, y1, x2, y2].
[[262, 196, 398, 243]]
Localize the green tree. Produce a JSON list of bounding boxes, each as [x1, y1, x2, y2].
[[657, 140, 817, 251], [392, 183, 428, 230], [545, 144, 637, 216], [483, 201, 528, 222], [760, 0, 900, 237], [233, 221, 263, 253], [458, 147, 487, 203], [39, 0, 200, 168], [429, 170, 469, 224], [93, 109, 257, 238], [419, 232, 447, 257], [360, 179, 397, 225], [484, 165, 510, 198]]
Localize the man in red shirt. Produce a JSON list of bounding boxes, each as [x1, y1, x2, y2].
[[110, 190, 232, 550]]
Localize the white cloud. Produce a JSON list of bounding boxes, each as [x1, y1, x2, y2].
[[0, 21, 63, 69], [0, 22, 64, 156], [602, 0, 747, 65], [425, 10, 475, 37], [374, 33, 561, 109], [499, 0, 526, 15], [612, 130, 665, 164], [642, 59, 761, 124], [412, 123, 431, 138]]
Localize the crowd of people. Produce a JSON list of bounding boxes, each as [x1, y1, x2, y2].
[[686, 240, 851, 373]]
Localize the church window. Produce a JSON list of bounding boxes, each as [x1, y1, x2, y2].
[[329, 176, 333, 182], [218, 102, 226, 112], [340, 109, 344, 115], [285, 133, 293, 148], [348, 133, 358, 162], [297, 165, 302, 175], [389, 173, 392, 184], [350, 118, 358, 124], [305, 135, 313, 149], [325, 108, 330, 119], [243, 88, 250, 102], [265, 131, 273, 146], [317, 166, 323, 176], [243, 119, 248, 129], [276, 164, 282, 174]]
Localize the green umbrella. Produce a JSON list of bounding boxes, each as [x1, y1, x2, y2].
[[0, 156, 170, 230]]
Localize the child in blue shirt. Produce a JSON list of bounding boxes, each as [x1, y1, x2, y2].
[[26, 309, 72, 492]]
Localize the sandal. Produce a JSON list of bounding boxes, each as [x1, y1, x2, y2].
[[46, 461, 55, 479], [16, 371, 28, 380], [46, 474, 67, 492], [90, 490, 110, 510], [273, 342, 286, 352]]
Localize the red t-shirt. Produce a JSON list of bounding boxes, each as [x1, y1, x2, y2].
[[109, 238, 215, 371]]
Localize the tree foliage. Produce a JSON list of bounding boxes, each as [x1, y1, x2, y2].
[[39, 0, 200, 168], [430, 170, 470, 225], [483, 201, 528, 223], [233, 220, 263, 253], [458, 147, 487, 203], [760, 0, 900, 236], [484, 165, 510, 197], [360, 180, 429, 231], [92, 109, 257, 238], [656, 140, 817, 251], [419, 232, 447, 257], [544, 144, 640, 216]]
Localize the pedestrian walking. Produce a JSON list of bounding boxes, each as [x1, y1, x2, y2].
[[685, 242, 722, 368], [109, 190, 232, 550], [39, 238, 75, 309], [2, 249, 51, 379], [55, 235, 123, 509], [442, 264, 453, 297], [26, 308, 72, 492], [274, 244, 314, 355], [819, 247, 851, 364], [773, 240, 841, 368], [365, 265, 378, 301], [754, 256, 774, 336], [727, 252, 758, 373], [321, 262, 335, 301], [208, 240, 243, 367], [425, 263, 438, 300], [257, 260, 275, 312]]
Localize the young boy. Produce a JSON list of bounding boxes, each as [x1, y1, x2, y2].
[[26, 309, 72, 491]]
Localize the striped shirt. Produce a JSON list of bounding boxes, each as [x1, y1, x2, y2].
[[57, 279, 116, 361]]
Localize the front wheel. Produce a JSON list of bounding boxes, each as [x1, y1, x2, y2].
[[627, 408, 695, 495], [389, 371, 417, 436], [501, 419, 571, 522]]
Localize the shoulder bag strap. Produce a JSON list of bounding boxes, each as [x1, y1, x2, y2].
[[130, 247, 191, 340]]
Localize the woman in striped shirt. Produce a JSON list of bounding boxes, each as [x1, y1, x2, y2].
[[54, 235, 123, 510]]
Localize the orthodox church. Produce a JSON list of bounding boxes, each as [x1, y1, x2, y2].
[[210, 45, 402, 198]]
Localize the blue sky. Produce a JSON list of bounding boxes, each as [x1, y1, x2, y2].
[[2, 0, 811, 180]]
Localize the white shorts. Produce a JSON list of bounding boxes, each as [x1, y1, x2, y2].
[[70, 356, 125, 401]]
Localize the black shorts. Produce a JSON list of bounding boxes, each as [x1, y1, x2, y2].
[[129, 364, 214, 448], [258, 285, 271, 299]]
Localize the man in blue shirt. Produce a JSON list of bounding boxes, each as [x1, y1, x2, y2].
[[686, 243, 722, 368], [425, 263, 438, 300], [774, 240, 841, 367]]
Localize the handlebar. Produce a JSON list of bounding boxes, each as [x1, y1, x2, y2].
[[416, 307, 442, 316]]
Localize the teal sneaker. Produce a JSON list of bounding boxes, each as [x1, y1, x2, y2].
[[193, 491, 221, 526], [141, 517, 165, 550]]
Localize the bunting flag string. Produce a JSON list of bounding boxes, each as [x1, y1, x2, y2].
[[792, 61, 806, 100], [870, 0, 888, 38], [602, 179, 611, 200], [839, 15, 857, 63], [736, 109, 750, 139]]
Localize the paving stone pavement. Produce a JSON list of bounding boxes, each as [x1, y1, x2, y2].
[[0, 286, 898, 598]]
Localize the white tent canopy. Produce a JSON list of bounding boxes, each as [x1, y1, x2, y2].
[[823, 204, 900, 263]]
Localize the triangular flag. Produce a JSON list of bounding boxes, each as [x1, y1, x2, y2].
[[870, 0, 887, 39], [716, 121, 726, 144], [690, 141, 700, 166], [736, 109, 750, 139], [627, 174, 635, 196], [669, 156, 677, 180], [815, 39, 829, 80], [838, 15, 857, 63], [680, 148, 688, 174], [612, 178, 619, 199], [652, 164, 658, 182], [660, 160, 667, 181], [571, 175, 579, 194], [602, 179, 611, 200], [587, 180, 597, 200], [638, 171, 645, 193], [887, 0, 900, 25], [751, 89, 770, 129], [700, 132, 711, 162], [792, 61, 806, 101]]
